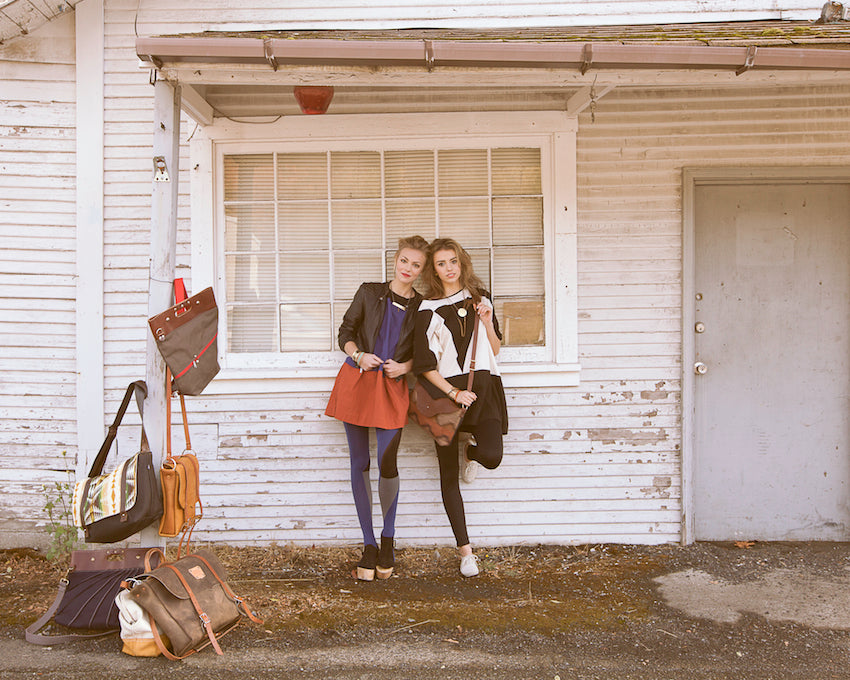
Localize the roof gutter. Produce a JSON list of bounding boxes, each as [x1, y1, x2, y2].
[[136, 36, 850, 73]]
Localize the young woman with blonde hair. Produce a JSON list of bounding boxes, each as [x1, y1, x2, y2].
[[326, 235, 429, 580]]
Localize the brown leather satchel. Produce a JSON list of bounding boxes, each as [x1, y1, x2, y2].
[[408, 317, 479, 446], [128, 549, 262, 660], [158, 385, 202, 550]]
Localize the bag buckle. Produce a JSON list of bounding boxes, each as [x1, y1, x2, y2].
[[199, 612, 211, 626]]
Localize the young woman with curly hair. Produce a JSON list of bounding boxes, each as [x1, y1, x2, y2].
[[412, 238, 508, 577]]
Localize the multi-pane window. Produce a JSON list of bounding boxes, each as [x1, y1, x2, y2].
[[222, 146, 545, 354]]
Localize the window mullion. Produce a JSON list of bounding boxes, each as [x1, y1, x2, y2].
[[433, 148, 440, 238], [487, 147, 494, 294], [273, 153, 281, 352], [380, 150, 387, 280], [326, 151, 334, 349]]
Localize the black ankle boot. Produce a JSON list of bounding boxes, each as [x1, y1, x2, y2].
[[376, 535, 394, 579], [356, 544, 378, 581]]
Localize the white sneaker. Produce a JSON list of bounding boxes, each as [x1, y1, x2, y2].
[[461, 436, 479, 484], [460, 553, 480, 578]]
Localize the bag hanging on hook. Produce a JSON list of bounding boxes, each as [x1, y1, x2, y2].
[[158, 376, 203, 552], [72, 381, 163, 543], [148, 279, 220, 396]]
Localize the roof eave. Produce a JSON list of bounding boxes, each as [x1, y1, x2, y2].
[[136, 36, 850, 72]]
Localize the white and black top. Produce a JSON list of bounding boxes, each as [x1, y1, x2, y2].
[[413, 289, 508, 434]]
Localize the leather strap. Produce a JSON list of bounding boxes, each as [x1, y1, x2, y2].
[[144, 547, 166, 573], [164, 368, 198, 556], [174, 278, 188, 304], [465, 313, 480, 394], [166, 276, 192, 456], [179, 392, 191, 449], [148, 612, 178, 660], [25, 577, 116, 645], [165, 370, 191, 461], [87, 381, 149, 477]]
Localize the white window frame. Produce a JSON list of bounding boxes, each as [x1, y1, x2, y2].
[[191, 111, 579, 390]]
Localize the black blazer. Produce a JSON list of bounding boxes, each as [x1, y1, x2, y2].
[[337, 282, 423, 362]]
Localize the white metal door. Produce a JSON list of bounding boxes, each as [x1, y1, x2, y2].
[[693, 181, 850, 540]]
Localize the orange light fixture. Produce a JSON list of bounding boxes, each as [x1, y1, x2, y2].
[[293, 86, 335, 114]]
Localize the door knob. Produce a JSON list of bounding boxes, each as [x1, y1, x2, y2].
[[694, 362, 708, 375], [695, 322, 706, 333]]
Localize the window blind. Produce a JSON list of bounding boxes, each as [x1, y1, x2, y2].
[[222, 146, 545, 353]]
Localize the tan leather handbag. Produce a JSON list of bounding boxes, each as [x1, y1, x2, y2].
[[158, 385, 202, 550]]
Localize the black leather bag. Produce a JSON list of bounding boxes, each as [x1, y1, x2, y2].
[[72, 381, 162, 543]]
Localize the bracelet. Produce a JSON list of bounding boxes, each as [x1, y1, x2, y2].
[[447, 388, 459, 402], [352, 350, 363, 366]]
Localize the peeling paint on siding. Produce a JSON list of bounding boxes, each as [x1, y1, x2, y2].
[[588, 428, 669, 445], [641, 476, 673, 498]]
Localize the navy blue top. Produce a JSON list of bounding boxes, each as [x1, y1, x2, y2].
[[345, 292, 408, 373]]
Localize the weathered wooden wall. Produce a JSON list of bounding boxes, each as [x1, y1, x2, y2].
[[0, 12, 78, 547], [2, 0, 849, 549], [0, 1, 81, 43], [179, 81, 850, 548]]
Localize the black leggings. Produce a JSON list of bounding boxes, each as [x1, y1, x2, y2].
[[435, 418, 503, 547]]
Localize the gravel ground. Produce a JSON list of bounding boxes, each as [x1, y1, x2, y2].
[[3, 541, 850, 679]]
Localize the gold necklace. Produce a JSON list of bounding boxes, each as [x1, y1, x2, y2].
[[450, 294, 469, 336], [390, 289, 409, 311]]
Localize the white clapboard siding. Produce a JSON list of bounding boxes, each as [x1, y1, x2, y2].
[[103, 0, 193, 396], [129, 0, 824, 32], [11, 54, 850, 551], [0, 13, 77, 547], [180, 82, 849, 549], [4, 1, 850, 549]]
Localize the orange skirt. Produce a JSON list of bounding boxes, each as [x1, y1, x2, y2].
[[325, 362, 410, 430]]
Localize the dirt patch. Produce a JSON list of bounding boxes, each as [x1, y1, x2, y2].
[[4, 542, 850, 679], [2, 542, 666, 636]]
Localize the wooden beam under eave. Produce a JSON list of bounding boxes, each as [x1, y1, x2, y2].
[[181, 84, 215, 126], [157, 62, 850, 89], [566, 83, 615, 115]]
